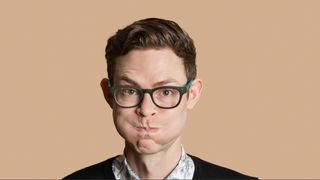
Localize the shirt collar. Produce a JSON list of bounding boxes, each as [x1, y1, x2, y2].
[[112, 146, 195, 179]]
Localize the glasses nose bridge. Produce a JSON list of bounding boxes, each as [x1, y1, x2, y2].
[[138, 88, 156, 108], [141, 88, 155, 98]]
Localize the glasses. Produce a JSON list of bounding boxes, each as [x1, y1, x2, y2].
[[108, 80, 192, 109]]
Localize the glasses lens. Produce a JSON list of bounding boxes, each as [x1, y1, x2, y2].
[[153, 88, 181, 108], [114, 87, 141, 107]]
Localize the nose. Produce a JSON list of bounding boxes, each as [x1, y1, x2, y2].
[[136, 93, 157, 117]]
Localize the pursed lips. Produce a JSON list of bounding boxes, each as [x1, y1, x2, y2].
[[134, 126, 159, 133], [133, 118, 160, 133]]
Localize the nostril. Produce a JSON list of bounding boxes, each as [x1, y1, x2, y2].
[[135, 108, 143, 116]]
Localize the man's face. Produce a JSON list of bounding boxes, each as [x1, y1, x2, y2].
[[110, 48, 192, 155]]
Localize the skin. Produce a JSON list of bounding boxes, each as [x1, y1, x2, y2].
[[100, 48, 202, 179]]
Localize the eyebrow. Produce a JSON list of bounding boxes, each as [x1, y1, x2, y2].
[[152, 79, 181, 87], [117, 76, 181, 88], [117, 76, 140, 87]]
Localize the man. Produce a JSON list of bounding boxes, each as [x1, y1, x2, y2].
[[64, 18, 257, 179]]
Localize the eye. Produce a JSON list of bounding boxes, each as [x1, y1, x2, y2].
[[120, 88, 138, 96], [160, 89, 173, 96]]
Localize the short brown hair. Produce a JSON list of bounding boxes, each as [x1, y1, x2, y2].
[[105, 18, 197, 84]]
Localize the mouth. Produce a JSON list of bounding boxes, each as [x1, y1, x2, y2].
[[135, 126, 159, 133]]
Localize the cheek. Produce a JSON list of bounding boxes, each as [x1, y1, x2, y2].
[[167, 109, 187, 130], [158, 101, 188, 136], [112, 108, 136, 138], [113, 106, 135, 121]]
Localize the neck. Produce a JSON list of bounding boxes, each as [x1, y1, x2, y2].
[[124, 137, 182, 179]]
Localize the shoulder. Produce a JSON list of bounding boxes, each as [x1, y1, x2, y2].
[[189, 154, 258, 179], [63, 156, 118, 179]]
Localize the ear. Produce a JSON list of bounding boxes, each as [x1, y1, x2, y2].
[[100, 78, 114, 109], [187, 79, 203, 110]]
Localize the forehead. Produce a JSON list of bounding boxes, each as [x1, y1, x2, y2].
[[113, 48, 187, 85]]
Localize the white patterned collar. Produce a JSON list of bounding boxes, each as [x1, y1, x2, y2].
[[112, 146, 195, 179]]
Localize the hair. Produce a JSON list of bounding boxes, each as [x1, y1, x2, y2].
[[105, 18, 197, 84]]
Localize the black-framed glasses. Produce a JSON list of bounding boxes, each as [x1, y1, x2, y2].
[[108, 80, 192, 109]]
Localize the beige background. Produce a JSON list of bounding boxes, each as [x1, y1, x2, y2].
[[1, 0, 319, 179]]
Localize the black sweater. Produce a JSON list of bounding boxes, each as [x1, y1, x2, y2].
[[64, 154, 257, 179]]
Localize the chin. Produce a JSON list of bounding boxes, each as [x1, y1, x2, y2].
[[135, 139, 161, 154]]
